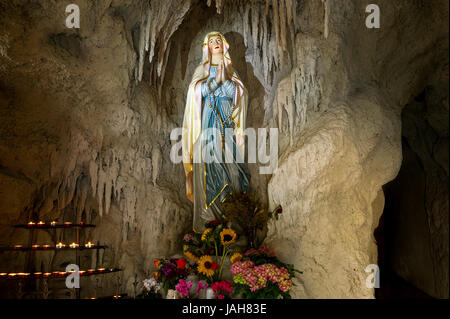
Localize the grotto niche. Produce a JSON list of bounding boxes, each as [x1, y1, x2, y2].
[[0, 0, 448, 300]]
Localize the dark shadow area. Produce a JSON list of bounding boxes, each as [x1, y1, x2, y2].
[[374, 87, 449, 299]]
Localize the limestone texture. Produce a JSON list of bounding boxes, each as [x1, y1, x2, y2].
[[0, 0, 448, 298]]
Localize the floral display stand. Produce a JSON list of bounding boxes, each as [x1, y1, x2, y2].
[[138, 196, 302, 300]]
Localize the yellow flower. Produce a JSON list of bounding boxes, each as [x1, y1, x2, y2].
[[201, 228, 213, 241], [184, 251, 199, 262], [230, 252, 243, 264], [197, 255, 217, 277], [220, 228, 237, 245]]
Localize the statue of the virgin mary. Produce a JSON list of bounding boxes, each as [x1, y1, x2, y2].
[[182, 31, 251, 233]]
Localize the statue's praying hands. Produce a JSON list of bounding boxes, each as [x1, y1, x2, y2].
[[215, 60, 228, 84]]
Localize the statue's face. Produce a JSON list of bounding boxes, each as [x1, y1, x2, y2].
[[208, 35, 223, 55]]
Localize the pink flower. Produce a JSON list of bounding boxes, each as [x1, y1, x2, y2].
[[232, 261, 293, 293], [196, 281, 208, 295], [175, 279, 193, 298], [211, 280, 233, 299]]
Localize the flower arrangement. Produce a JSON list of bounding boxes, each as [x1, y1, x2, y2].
[[182, 220, 241, 283], [211, 280, 233, 299], [196, 281, 209, 295], [153, 257, 193, 292], [230, 245, 302, 299], [222, 192, 278, 249], [137, 277, 163, 299], [175, 279, 193, 298], [150, 197, 301, 300]]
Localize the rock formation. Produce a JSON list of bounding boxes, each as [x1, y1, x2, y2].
[[0, 0, 448, 298]]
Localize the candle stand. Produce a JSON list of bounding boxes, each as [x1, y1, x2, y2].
[[0, 221, 125, 299]]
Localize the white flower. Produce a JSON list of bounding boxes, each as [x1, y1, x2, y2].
[[143, 277, 162, 292]]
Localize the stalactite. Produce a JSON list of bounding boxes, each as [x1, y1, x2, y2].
[[263, 13, 269, 83], [144, 7, 151, 52], [75, 175, 89, 219], [215, 0, 224, 14], [286, 0, 293, 30], [276, 76, 295, 146], [251, 2, 259, 58], [89, 155, 98, 197], [148, 20, 156, 64], [322, 0, 329, 39], [134, 0, 299, 93], [243, 3, 250, 47], [152, 145, 161, 186], [158, 39, 172, 99], [265, 0, 270, 16], [137, 11, 146, 82], [258, 8, 264, 56], [97, 169, 106, 217], [279, 0, 287, 58], [272, 0, 280, 67]]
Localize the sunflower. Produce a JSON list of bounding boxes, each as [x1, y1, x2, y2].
[[230, 252, 243, 264], [201, 228, 213, 241], [220, 228, 237, 245], [184, 251, 199, 262], [197, 255, 218, 277]]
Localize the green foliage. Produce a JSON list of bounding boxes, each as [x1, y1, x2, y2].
[[246, 255, 303, 279], [222, 192, 271, 249], [136, 290, 163, 299], [232, 281, 291, 299]]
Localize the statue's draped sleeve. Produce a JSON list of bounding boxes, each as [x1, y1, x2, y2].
[[182, 66, 205, 180], [231, 76, 248, 159]]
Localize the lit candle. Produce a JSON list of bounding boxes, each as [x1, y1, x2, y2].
[[34, 272, 42, 278], [43, 273, 51, 278], [56, 242, 65, 249], [78, 222, 85, 226], [32, 244, 40, 250], [42, 244, 51, 250], [59, 272, 66, 277], [8, 273, 17, 278], [69, 242, 79, 249], [79, 270, 86, 276], [85, 241, 94, 248], [13, 245, 23, 250], [0, 273, 7, 278], [87, 269, 95, 274], [52, 271, 59, 277], [50, 221, 56, 226], [37, 221, 45, 227], [18, 273, 29, 278], [64, 222, 72, 227], [98, 268, 105, 273], [27, 221, 35, 227]]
